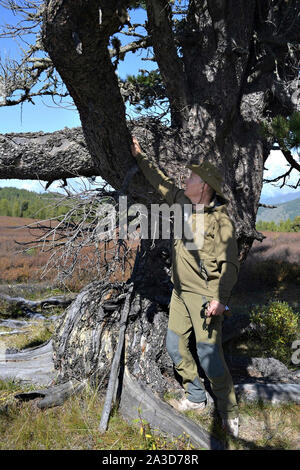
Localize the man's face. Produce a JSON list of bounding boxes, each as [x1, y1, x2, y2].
[[184, 170, 205, 198]]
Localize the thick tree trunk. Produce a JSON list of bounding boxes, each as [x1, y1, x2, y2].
[[52, 238, 175, 396]]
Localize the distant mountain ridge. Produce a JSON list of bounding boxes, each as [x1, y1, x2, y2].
[[260, 191, 300, 204], [257, 196, 300, 222], [260, 190, 300, 205]]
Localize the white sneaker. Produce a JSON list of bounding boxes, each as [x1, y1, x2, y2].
[[222, 416, 239, 437], [170, 397, 206, 412]]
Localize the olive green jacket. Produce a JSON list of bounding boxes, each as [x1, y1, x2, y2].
[[135, 152, 240, 305]]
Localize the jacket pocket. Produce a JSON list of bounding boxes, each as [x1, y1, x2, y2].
[[199, 259, 209, 286]]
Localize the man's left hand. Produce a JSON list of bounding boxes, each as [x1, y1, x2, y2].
[[206, 300, 225, 317]]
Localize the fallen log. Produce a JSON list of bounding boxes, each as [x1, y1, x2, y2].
[[15, 379, 87, 409], [235, 383, 300, 404], [0, 329, 29, 336], [0, 293, 77, 311], [119, 367, 223, 450], [0, 319, 29, 328], [0, 340, 55, 386]]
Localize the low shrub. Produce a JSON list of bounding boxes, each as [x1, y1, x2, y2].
[[250, 300, 300, 364]]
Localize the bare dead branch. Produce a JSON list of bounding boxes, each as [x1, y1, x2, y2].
[[263, 166, 293, 185], [11, 174, 141, 287], [109, 36, 152, 60], [263, 145, 299, 189], [258, 203, 277, 209]]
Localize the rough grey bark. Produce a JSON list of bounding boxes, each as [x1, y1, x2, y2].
[[145, 0, 190, 127], [41, 1, 134, 192], [0, 128, 97, 181], [99, 282, 134, 433]]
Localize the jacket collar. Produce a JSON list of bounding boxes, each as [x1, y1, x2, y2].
[[191, 196, 227, 214]]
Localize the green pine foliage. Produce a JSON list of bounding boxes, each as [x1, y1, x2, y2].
[[271, 112, 300, 151], [0, 187, 69, 220], [260, 111, 300, 151], [124, 69, 166, 109], [128, 1, 147, 9]]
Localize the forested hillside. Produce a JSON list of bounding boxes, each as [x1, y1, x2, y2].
[[256, 216, 300, 232], [0, 187, 68, 220]]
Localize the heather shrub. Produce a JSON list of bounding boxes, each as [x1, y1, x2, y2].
[[250, 300, 299, 364], [238, 259, 300, 291]]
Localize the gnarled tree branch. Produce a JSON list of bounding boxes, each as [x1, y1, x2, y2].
[[0, 127, 97, 181]]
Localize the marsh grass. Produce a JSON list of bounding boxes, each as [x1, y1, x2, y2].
[[0, 321, 55, 350], [0, 382, 195, 450], [167, 399, 300, 450], [8, 378, 297, 451]]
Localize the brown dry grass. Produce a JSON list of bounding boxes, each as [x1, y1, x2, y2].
[[1, 216, 299, 301], [0, 216, 55, 284], [0, 216, 138, 291]]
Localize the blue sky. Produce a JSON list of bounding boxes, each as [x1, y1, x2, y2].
[[0, 4, 299, 202]]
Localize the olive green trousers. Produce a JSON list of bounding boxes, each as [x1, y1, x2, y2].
[[166, 288, 238, 419]]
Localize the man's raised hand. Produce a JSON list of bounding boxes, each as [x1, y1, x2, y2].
[[131, 136, 142, 158]]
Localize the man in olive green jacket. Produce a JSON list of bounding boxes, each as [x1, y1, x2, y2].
[[131, 137, 240, 437]]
